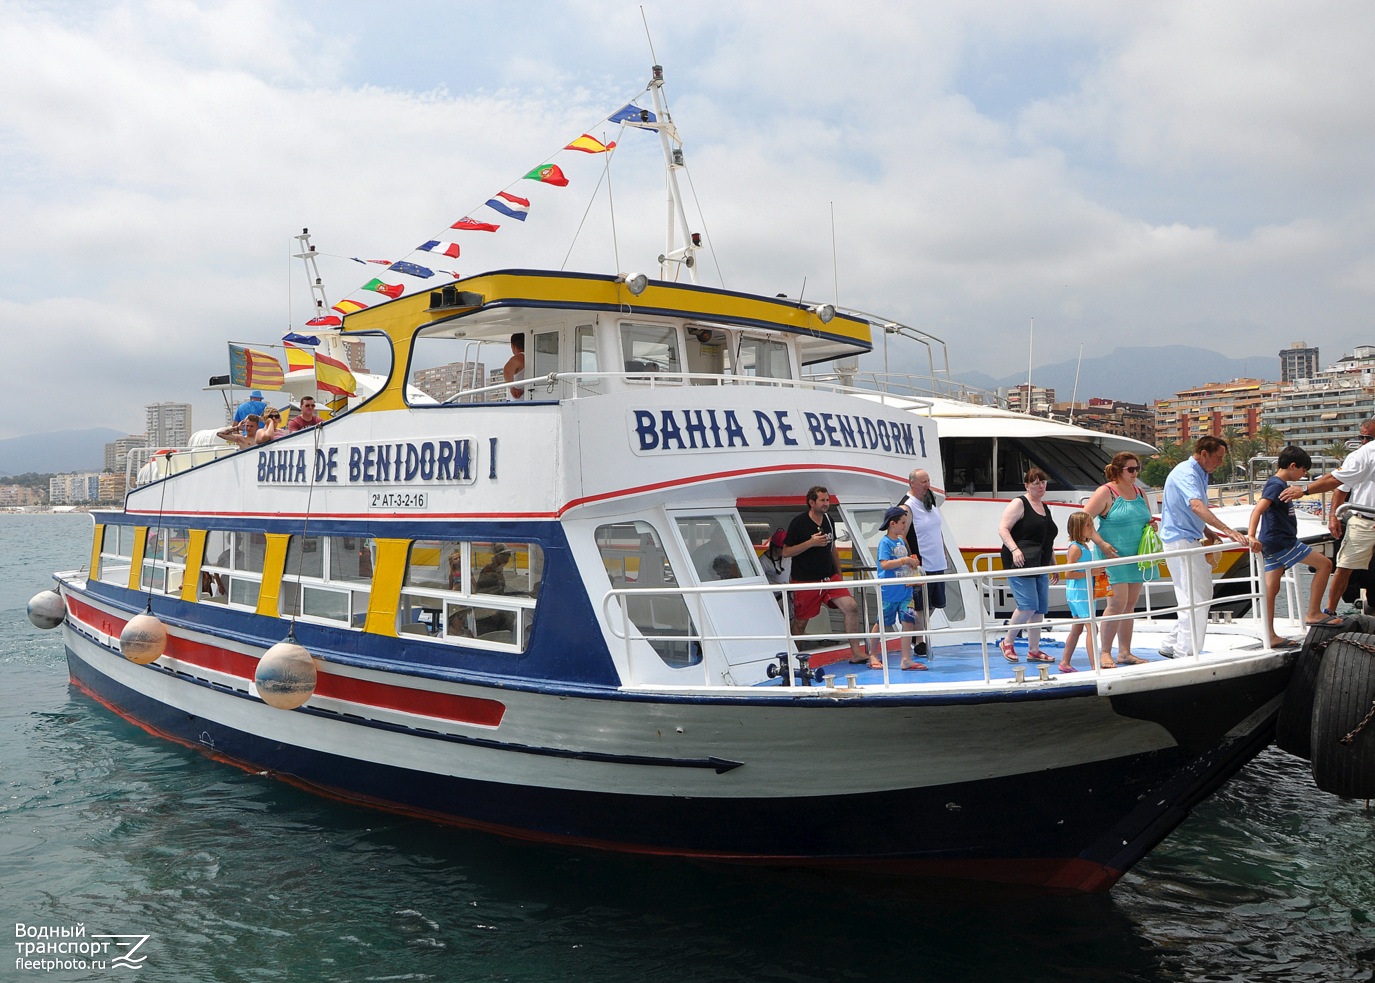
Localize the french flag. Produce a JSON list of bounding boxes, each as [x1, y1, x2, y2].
[[485, 191, 530, 221], [419, 240, 461, 258]]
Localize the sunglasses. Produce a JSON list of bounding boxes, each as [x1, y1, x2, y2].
[[1124, 465, 1140, 473]]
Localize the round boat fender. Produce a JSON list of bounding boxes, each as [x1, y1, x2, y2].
[[1310, 631, 1375, 798], [120, 611, 167, 664], [1276, 615, 1375, 760], [27, 589, 65, 630], [254, 639, 317, 710]]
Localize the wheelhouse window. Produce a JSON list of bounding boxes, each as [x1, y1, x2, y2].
[[140, 526, 190, 595], [736, 336, 791, 380], [595, 520, 700, 667], [620, 322, 681, 380], [280, 534, 374, 626], [98, 524, 135, 586], [202, 530, 267, 609], [674, 514, 761, 583], [399, 539, 542, 650]]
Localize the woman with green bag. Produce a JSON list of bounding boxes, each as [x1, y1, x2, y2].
[[1083, 452, 1155, 667]]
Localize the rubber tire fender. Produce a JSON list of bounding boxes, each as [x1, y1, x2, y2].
[[1275, 614, 1375, 760], [1310, 630, 1375, 798]]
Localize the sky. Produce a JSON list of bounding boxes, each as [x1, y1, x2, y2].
[[2, 0, 1373, 441]]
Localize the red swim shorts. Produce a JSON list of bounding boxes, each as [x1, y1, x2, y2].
[[791, 573, 851, 621]]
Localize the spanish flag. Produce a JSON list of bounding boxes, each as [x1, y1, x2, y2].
[[228, 344, 284, 390], [315, 351, 356, 397], [284, 342, 314, 373], [564, 134, 616, 154]]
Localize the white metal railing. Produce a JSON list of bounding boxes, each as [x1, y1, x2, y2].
[[126, 444, 241, 489], [441, 369, 937, 410], [600, 540, 1271, 689]]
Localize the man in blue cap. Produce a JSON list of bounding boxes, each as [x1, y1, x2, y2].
[[234, 390, 267, 423]]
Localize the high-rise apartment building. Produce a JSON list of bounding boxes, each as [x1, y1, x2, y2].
[[145, 402, 193, 447], [1278, 341, 1319, 383]]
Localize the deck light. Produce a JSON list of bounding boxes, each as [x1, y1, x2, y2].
[[619, 273, 649, 295], [810, 304, 836, 323]]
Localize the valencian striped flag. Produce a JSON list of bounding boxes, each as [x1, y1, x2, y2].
[[228, 344, 284, 390], [315, 350, 356, 397]]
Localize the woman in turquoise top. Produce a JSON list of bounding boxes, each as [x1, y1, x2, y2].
[[1084, 452, 1154, 668]]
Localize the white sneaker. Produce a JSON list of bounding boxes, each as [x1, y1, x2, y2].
[[1157, 644, 1175, 658]]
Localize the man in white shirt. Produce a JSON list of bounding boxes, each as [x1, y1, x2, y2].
[[1302, 418, 1375, 618]]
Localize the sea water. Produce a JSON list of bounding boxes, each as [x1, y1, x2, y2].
[[2, 513, 1373, 982]]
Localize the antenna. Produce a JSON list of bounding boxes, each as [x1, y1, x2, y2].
[[1025, 317, 1034, 414], [830, 201, 839, 306], [1069, 343, 1083, 424]]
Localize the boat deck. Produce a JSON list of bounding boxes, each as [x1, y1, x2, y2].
[[761, 615, 1292, 688]]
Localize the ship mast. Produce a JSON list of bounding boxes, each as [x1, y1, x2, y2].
[[643, 66, 698, 283], [293, 228, 352, 412]]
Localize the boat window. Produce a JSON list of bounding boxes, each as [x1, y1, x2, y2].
[[201, 530, 267, 609], [530, 330, 559, 385], [736, 505, 858, 577], [140, 526, 190, 595], [1009, 438, 1113, 491], [620, 322, 681, 381], [98, 524, 135, 586], [940, 437, 993, 495], [595, 521, 700, 667], [398, 539, 540, 651], [736, 336, 791, 380], [574, 324, 597, 373], [674, 514, 761, 582], [407, 333, 502, 405], [280, 535, 374, 626], [685, 326, 728, 383]]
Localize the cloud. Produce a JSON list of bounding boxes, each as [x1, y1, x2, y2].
[[1, 0, 1374, 442]]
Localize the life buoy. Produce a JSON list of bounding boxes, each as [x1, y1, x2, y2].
[[1310, 631, 1375, 798], [1276, 615, 1375, 760]]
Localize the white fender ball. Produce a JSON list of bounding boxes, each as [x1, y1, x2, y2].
[[27, 590, 65, 630], [255, 640, 317, 710], [120, 613, 167, 664]]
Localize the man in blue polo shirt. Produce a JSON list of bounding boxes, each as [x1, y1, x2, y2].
[[1158, 436, 1251, 658], [234, 390, 267, 423]]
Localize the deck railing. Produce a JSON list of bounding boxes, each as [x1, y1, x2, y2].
[[443, 369, 937, 409], [601, 541, 1273, 689]]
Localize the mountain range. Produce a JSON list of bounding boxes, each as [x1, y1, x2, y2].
[[0, 428, 127, 477], [952, 345, 1277, 406], [0, 346, 1279, 476]]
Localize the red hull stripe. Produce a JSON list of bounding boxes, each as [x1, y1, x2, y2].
[[66, 596, 506, 727]]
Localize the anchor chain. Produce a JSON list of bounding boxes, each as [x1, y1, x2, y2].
[[1332, 636, 1375, 747]]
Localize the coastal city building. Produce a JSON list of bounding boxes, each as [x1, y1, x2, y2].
[[97, 472, 127, 502], [145, 401, 193, 448], [49, 472, 101, 505], [1153, 378, 1278, 445], [1053, 398, 1155, 445], [104, 434, 149, 473], [1005, 383, 1055, 416], [412, 361, 486, 403], [1278, 341, 1320, 383], [0, 484, 44, 507]]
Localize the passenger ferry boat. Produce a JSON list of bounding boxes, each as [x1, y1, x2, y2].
[[34, 65, 1308, 892]]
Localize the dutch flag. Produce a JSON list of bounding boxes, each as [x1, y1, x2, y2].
[[485, 191, 530, 221]]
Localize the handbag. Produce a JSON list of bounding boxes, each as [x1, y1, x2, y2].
[[1137, 523, 1163, 581], [1092, 568, 1112, 599]]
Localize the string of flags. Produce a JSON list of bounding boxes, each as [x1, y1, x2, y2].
[[316, 100, 659, 321]]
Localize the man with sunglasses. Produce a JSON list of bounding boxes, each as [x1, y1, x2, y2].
[[1300, 418, 1375, 618], [1158, 436, 1251, 658]]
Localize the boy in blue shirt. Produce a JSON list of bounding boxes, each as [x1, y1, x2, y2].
[[1247, 445, 1335, 647], [868, 506, 926, 670]]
